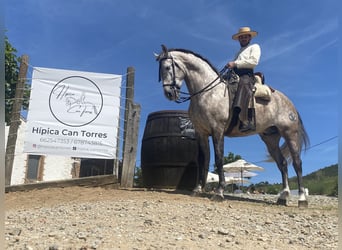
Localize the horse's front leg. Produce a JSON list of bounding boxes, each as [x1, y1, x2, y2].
[[193, 134, 210, 195], [212, 133, 225, 200]]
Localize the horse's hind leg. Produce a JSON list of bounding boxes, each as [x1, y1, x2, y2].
[[283, 133, 308, 208], [259, 133, 290, 206]]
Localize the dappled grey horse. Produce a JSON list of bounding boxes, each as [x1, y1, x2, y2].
[[156, 45, 310, 207]]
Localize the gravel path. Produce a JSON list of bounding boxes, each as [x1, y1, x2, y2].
[[5, 187, 338, 249]]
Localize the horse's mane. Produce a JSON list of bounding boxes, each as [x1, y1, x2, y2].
[[168, 48, 220, 75]]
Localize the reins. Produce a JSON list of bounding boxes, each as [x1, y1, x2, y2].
[[158, 50, 231, 103], [175, 66, 229, 104]]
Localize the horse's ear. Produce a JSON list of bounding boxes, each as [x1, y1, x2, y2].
[[155, 44, 168, 61], [161, 44, 168, 55], [154, 52, 160, 61]]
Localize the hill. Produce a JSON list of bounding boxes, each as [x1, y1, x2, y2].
[[293, 164, 338, 196], [252, 164, 338, 196]]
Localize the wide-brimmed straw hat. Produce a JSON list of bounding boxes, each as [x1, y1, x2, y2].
[[232, 27, 258, 40]]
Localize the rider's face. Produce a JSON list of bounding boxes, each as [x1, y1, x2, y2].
[[238, 34, 251, 47]]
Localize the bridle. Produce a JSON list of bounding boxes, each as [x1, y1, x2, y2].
[[158, 55, 228, 103], [158, 55, 181, 87]]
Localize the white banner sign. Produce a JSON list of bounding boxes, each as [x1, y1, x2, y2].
[[24, 67, 122, 159]]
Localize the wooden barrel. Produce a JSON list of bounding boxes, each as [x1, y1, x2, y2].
[[141, 110, 198, 190]]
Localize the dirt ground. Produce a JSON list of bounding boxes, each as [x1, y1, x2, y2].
[[5, 186, 339, 249]]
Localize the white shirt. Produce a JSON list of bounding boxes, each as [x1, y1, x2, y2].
[[234, 43, 261, 69]]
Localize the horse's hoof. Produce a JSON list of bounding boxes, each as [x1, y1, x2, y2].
[[210, 194, 224, 202], [191, 191, 201, 197], [276, 198, 288, 206], [191, 186, 202, 197], [298, 200, 308, 208]]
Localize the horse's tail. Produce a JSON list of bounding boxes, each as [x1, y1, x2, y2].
[[280, 111, 310, 163]]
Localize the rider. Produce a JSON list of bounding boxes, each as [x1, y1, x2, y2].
[[226, 26, 261, 132]]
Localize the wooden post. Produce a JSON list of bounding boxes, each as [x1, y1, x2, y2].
[[122, 67, 135, 160], [121, 102, 141, 188], [120, 66, 140, 188], [112, 67, 135, 180], [5, 55, 29, 186]]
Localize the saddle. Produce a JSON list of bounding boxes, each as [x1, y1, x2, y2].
[[255, 72, 265, 84], [253, 72, 273, 101], [225, 70, 274, 102], [224, 70, 274, 133]]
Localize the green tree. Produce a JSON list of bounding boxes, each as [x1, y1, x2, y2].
[[5, 36, 30, 124], [224, 152, 242, 164], [213, 152, 241, 173]]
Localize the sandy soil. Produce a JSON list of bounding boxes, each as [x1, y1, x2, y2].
[[5, 186, 338, 249]]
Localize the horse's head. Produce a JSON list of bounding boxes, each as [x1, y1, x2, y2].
[[155, 45, 185, 101]]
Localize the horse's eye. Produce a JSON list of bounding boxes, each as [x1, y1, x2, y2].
[[165, 66, 171, 71]]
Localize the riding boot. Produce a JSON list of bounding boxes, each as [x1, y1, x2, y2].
[[239, 108, 256, 132]]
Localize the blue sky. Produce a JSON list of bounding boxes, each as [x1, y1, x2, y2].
[[5, 0, 338, 184]]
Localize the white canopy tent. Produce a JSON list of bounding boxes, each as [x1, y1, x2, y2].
[[223, 159, 264, 190], [206, 172, 250, 184], [225, 170, 258, 178]]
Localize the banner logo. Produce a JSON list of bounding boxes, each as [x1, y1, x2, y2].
[[24, 67, 122, 159], [49, 76, 103, 127]]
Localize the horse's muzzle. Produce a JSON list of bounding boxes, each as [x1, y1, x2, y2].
[[163, 86, 179, 101]]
